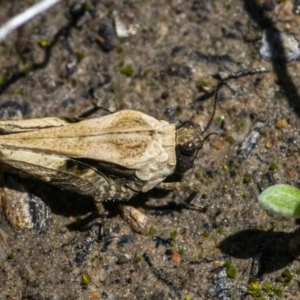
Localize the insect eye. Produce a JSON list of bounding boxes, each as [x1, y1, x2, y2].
[[180, 142, 196, 156]]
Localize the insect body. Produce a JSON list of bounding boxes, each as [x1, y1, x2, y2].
[[0, 68, 269, 230], [0, 110, 204, 215]]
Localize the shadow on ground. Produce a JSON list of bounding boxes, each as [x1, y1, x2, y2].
[[219, 227, 300, 276]]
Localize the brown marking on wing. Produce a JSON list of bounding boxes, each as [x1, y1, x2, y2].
[[109, 110, 151, 130], [107, 132, 153, 160]]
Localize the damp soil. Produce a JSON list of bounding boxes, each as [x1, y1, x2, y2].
[[0, 1, 300, 299]]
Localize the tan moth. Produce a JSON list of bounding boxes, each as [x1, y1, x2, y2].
[[0, 111, 203, 205], [0, 68, 268, 231]]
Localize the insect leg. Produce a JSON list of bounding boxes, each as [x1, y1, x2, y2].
[[156, 181, 206, 210], [156, 181, 201, 193]]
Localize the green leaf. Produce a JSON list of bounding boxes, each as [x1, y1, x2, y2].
[[258, 184, 300, 218]]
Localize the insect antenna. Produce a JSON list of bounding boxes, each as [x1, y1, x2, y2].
[[202, 81, 219, 134], [202, 67, 269, 134], [203, 131, 217, 143]]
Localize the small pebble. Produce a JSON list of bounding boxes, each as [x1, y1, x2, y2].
[[276, 119, 288, 129], [171, 251, 181, 265], [260, 29, 300, 62], [119, 205, 152, 235], [286, 170, 294, 178], [212, 140, 224, 150], [265, 141, 271, 148]]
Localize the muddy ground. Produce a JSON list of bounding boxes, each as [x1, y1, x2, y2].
[[0, 0, 300, 299]]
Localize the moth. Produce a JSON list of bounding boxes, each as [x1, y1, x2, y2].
[[0, 68, 268, 231], [0, 110, 205, 229]]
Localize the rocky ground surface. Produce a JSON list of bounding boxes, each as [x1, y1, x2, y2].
[[0, 1, 300, 299]]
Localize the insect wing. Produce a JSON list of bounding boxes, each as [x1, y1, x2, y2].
[[0, 110, 176, 192], [0, 147, 110, 198], [0, 117, 73, 133]]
